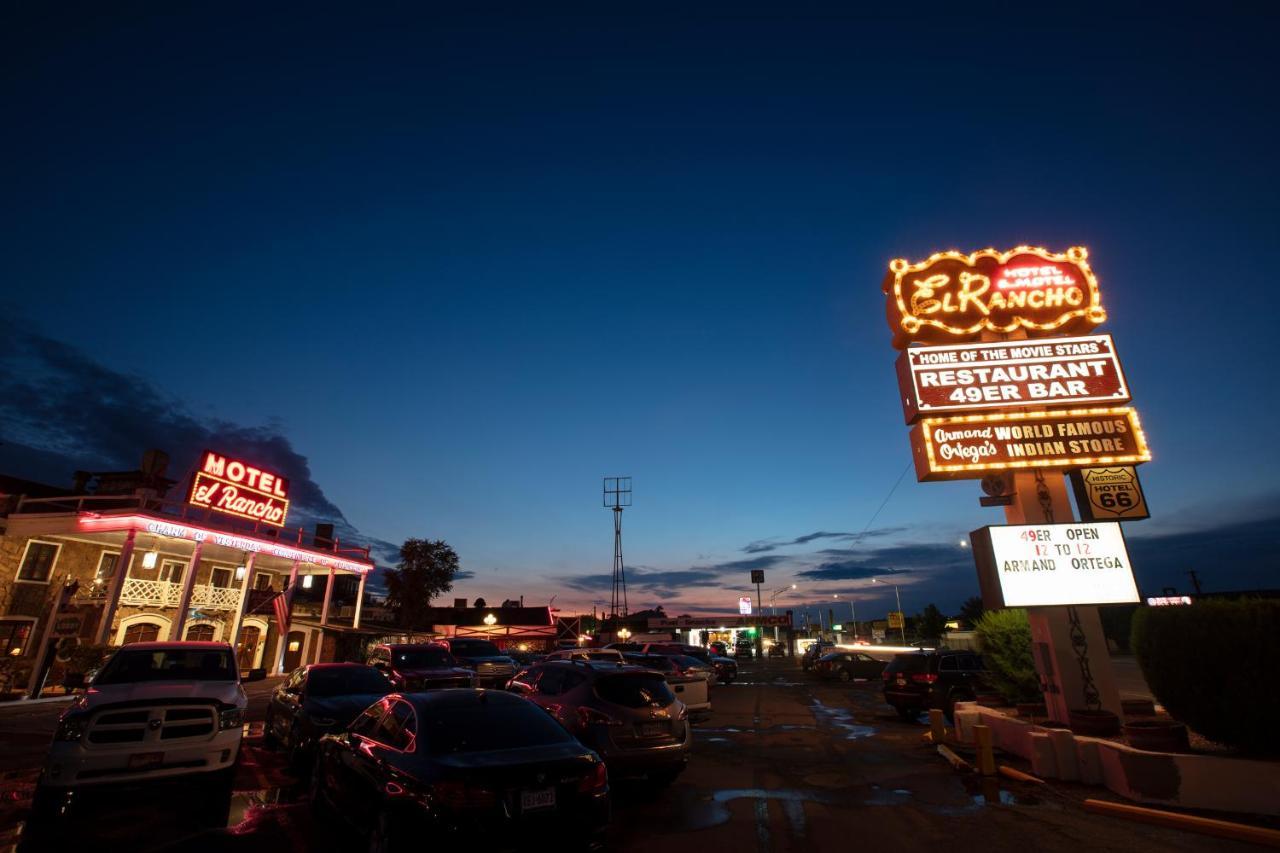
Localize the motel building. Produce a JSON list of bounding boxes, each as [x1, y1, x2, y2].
[[0, 451, 375, 698]]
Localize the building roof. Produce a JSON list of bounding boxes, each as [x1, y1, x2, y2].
[[420, 606, 554, 627]]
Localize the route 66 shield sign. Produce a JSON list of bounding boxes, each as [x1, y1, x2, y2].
[[1069, 466, 1150, 522]]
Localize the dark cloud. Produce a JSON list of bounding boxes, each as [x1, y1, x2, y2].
[[1126, 514, 1280, 595], [0, 320, 401, 566], [743, 527, 907, 554], [555, 568, 724, 595]]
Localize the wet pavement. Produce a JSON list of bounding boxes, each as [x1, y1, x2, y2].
[[0, 660, 1254, 852]]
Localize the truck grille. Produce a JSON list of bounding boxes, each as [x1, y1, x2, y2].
[[86, 705, 218, 748]]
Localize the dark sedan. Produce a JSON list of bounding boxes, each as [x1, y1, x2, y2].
[[265, 663, 393, 765], [311, 690, 609, 851], [368, 643, 476, 691], [814, 651, 887, 682]]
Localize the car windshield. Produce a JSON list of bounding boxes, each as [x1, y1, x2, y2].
[[682, 649, 711, 663], [95, 648, 237, 684], [420, 703, 574, 754], [595, 673, 677, 708], [577, 650, 622, 660], [885, 654, 930, 674], [307, 667, 392, 697], [449, 640, 502, 657], [392, 648, 455, 668]]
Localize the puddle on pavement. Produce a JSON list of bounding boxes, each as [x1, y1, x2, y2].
[[962, 776, 1046, 808], [679, 788, 832, 834], [809, 699, 876, 740]]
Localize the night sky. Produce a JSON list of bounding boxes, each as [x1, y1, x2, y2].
[[3, 3, 1277, 622]]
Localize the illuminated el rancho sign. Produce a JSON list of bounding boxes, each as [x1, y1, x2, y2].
[[187, 450, 291, 526], [883, 246, 1106, 349]]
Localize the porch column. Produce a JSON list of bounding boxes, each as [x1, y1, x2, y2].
[[95, 529, 138, 645], [272, 559, 301, 675], [320, 566, 336, 627], [353, 571, 367, 629], [227, 552, 258, 654], [168, 540, 204, 641]]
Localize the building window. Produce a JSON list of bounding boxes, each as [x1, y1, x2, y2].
[[122, 622, 161, 644], [186, 624, 216, 641], [16, 541, 60, 583], [254, 572, 274, 591], [210, 567, 233, 589], [0, 620, 34, 656], [95, 552, 120, 583], [159, 560, 185, 584]]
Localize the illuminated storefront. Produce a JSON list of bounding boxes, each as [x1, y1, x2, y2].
[[0, 452, 375, 696]]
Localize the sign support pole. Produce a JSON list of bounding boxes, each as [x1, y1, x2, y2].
[[1005, 470, 1122, 721]]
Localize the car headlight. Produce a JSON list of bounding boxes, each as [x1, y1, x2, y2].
[[219, 708, 245, 730], [55, 713, 88, 742]]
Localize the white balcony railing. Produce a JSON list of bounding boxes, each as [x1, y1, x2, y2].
[[118, 578, 243, 611]]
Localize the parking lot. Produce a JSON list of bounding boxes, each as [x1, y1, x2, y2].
[[0, 659, 1254, 852]]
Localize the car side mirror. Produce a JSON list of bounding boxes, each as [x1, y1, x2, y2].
[[245, 668, 268, 682]]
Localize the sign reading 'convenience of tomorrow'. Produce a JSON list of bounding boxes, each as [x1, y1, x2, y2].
[[894, 334, 1130, 423], [908, 407, 1151, 481]]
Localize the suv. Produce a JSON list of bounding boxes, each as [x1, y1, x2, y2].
[[36, 642, 260, 809], [508, 660, 692, 783], [441, 638, 517, 687], [367, 643, 475, 690], [882, 650, 988, 720], [733, 640, 755, 660], [622, 654, 711, 719], [661, 644, 736, 684], [801, 640, 833, 672]]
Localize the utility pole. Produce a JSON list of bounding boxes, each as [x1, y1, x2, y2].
[[603, 478, 632, 620], [1187, 570, 1203, 595]]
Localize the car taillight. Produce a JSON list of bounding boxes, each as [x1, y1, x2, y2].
[[577, 761, 608, 794], [430, 780, 496, 810], [910, 673, 938, 684], [577, 707, 621, 728], [881, 670, 892, 681]]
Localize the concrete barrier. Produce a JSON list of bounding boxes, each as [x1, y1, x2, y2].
[[952, 702, 1280, 817]]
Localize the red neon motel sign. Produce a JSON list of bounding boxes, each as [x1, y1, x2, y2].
[[187, 450, 291, 526]]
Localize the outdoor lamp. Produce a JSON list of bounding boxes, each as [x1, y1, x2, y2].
[[483, 613, 497, 626], [302, 575, 314, 589], [142, 551, 158, 569], [234, 565, 246, 581]]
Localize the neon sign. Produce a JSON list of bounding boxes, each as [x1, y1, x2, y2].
[[882, 246, 1106, 348], [187, 450, 290, 526], [908, 407, 1151, 481]]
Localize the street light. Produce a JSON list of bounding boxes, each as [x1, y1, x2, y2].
[[873, 578, 906, 644], [768, 584, 797, 648], [617, 627, 632, 642]]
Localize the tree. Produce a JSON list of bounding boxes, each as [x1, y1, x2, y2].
[[917, 603, 948, 641], [383, 539, 462, 629], [958, 596, 985, 628]]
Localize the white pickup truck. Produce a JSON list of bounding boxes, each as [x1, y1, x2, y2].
[[36, 641, 260, 809]]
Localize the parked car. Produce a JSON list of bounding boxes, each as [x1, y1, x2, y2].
[[813, 651, 887, 682], [311, 689, 610, 850], [35, 642, 261, 816], [508, 660, 692, 783], [664, 645, 736, 684], [265, 663, 392, 764], [709, 641, 729, 657], [638, 645, 716, 685], [603, 642, 644, 653], [733, 641, 755, 660], [367, 644, 476, 691], [544, 648, 626, 663], [506, 650, 546, 666], [440, 638, 517, 688], [766, 642, 785, 658], [621, 654, 711, 720], [882, 650, 989, 720], [801, 641, 834, 672]]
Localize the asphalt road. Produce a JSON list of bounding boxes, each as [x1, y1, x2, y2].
[[0, 661, 1249, 852]]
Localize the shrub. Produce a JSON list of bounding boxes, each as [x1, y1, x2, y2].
[[1132, 599, 1280, 754], [975, 608, 1041, 703]]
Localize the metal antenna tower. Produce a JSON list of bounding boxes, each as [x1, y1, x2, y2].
[[603, 477, 632, 618]]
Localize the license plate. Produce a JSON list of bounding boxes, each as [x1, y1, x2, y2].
[[128, 752, 164, 770], [520, 787, 556, 812], [638, 722, 667, 737], [896, 676, 907, 686]]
